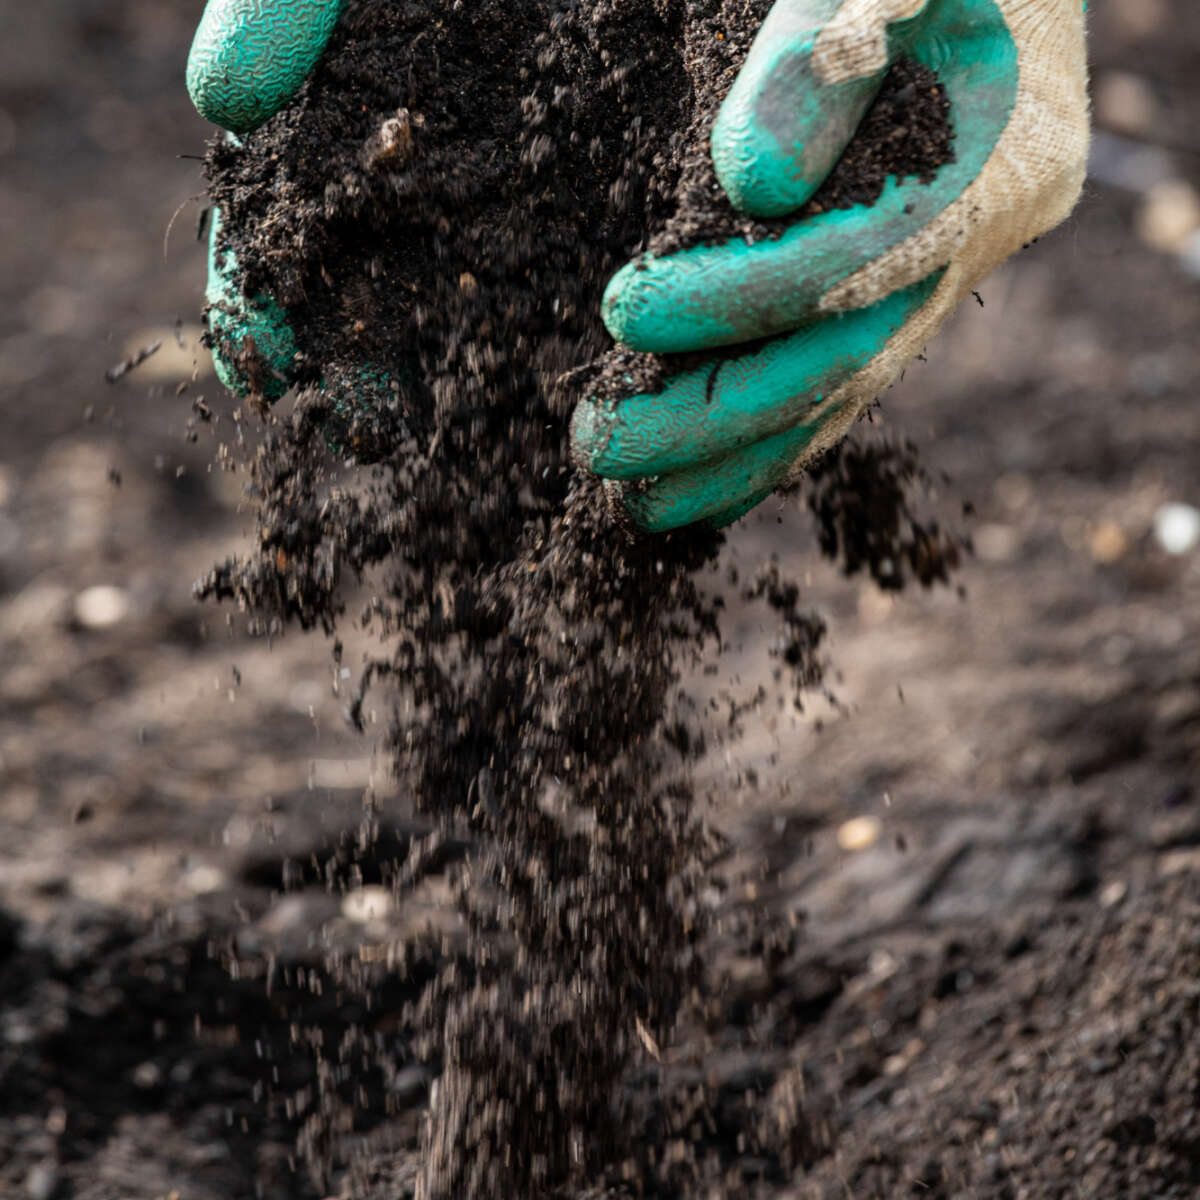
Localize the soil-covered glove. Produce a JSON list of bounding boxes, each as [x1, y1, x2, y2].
[[190, 0, 394, 453], [205, 205, 396, 454], [189, 0, 342, 397], [204, 207, 297, 402], [571, 0, 1090, 532]]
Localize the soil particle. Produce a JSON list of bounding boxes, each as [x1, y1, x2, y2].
[[197, 1, 960, 1195]]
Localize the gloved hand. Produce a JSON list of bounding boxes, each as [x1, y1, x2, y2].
[[191, 0, 404, 455], [571, 0, 1090, 532], [188, 1, 342, 410]]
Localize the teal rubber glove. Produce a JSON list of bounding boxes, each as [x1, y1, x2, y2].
[[191, 0, 399, 457], [205, 206, 297, 402], [207, 205, 401, 456], [189, 0, 339, 407], [571, 0, 1090, 532]]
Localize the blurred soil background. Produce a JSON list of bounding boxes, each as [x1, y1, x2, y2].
[[5, 1, 1200, 1196]]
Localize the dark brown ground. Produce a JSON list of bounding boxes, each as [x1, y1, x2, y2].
[[5, 1, 1200, 1197]]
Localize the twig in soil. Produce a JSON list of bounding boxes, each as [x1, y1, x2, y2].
[[104, 341, 162, 384], [635, 1016, 662, 1062], [163, 193, 207, 260]]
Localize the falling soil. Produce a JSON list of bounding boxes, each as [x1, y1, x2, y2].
[[196, 1, 960, 1195], [804, 437, 965, 592]]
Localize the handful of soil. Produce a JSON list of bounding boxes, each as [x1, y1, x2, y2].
[[198, 2, 959, 1195]]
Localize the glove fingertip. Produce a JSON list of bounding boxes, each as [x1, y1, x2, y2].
[[187, 0, 344, 133], [600, 261, 650, 348], [205, 210, 297, 400], [207, 307, 297, 402], [569, 400, 614, 474], [602, 260, 713, 355], [711, 106, 811, 220]]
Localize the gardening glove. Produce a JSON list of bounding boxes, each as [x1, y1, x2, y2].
[[571, 0, 1090, 532], [204, 206, 297, 403], [190, 0, 361, 432], [190, 0, 403, 455]]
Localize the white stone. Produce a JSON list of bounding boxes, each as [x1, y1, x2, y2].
[[974, 523, 1019, 564], [1154, 503, 1200, 555], [184, 864, 226, 895], [342, 885, 392, 923], [1137, 179, 1200, 254], [837, 815, 882, 852], [73, 584, 129, 629]]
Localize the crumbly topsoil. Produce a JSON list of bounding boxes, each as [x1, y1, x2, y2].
[[198, 2, 960, 1195]]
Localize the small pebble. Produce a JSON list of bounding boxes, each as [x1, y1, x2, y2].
[[1089, 521, 1128, 565], [390, 1064, 431, 1105], [1092, 71, 1159, 137], [342, 885, 392, 923], [132, 1060, 162, 1088], [1136, 179, 1200, 253], [184, 864, 226, 895], [1153, 503, 1200, 555], [25, 1161, 58, 1200], [837, 815, 882, 852], [73, 584, 129, 629], [974, 522, 1019, 564]]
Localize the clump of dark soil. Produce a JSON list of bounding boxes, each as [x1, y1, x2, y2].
[[805, 437, 968, 592], [196, 1, 960, 1195], [649, 53, 955, 257]]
